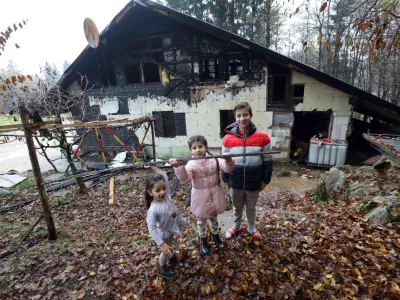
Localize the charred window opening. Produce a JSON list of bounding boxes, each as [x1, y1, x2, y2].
[[201, 59, 219, 80], [125, 64, 141, 84], [293, 84, 305, 104], [101, 67, 117, 86], [152, 111, 187, 138], [251, 58, 265, 81], [143, 62, 160, 83], [228, 58, 244, 79], [132, 39, 148, 51], [174, 32, 190, 48], [268, 62, 291, 110], [150, 37, 162, 49]]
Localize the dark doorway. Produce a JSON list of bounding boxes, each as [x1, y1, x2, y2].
[[291, 111, 332, 163], [220, 110, 235, 138]]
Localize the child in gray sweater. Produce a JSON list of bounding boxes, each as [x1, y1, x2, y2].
[[145, 172, 188, 279]]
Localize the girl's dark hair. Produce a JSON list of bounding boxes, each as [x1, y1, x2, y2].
[[145, 173, 165, 209], [188, 135, 208, 149]]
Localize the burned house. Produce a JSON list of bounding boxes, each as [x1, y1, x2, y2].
[[59, 0, 400, 163]]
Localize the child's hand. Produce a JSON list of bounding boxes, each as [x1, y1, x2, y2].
[[160, 243, 173, 257], [168, 158, 181, 168], [222, 152, 233, 163]]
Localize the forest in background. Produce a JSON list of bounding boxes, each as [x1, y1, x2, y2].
[[164, 0, 400, 107]]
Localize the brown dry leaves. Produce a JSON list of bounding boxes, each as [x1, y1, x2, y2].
[[0, 169, 399, 299]]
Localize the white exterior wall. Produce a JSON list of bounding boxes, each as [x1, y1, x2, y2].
[[73, 69, 356, 161], [292, 71, 352, 141], [292, 71, 351, 112], [121, 83, 272, 159]]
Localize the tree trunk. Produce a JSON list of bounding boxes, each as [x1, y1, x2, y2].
[[34, 136, 58, 172], [19, 104, 57, 240], [265, 0, 271, 48], [65, 147, 88, 194]]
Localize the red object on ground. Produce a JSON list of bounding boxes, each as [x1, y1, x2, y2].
[[363, 155, 381, 166]]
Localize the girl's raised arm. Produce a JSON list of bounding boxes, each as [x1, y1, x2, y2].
[[218, 155, 235, 173], [173, 163, 194, 184]]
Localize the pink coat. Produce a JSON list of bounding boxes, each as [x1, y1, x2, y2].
[[174, 155, 235, 219]]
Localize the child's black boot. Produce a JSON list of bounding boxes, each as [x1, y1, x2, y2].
[[200, 237, 210, 256], [170, 255, 184, 268], [157, 264, 176, 279], [212, 234, 225, 249]]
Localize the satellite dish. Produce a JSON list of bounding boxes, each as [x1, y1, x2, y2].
[[83, 18, 99, 48]]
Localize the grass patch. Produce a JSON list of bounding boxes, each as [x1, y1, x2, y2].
[[15, 180, 35, 189], [0, 251, 28, 292], [117, 185, 129, 194], [55, 235, 70, 249], [0, 221, 14, 236], [310, 191, 324, 204], [49, 193, 74, 207], [0, 192, 10, 198], [0, 113, 72, 126]]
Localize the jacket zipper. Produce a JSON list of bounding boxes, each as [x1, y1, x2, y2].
[[243, 134, 246, 190]]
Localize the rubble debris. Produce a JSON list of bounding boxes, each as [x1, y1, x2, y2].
[[363, 133, 400, 165]]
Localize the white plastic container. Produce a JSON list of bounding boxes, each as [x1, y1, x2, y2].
[[308, 140, 347, 167]]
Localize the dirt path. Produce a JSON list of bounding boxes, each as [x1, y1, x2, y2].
[[218, 176, 318, 231]]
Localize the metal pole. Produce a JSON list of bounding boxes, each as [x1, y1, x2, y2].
[[94, 128, 108, 168], [18, 104, 57, 240], [103, 126, 140, 163], [135, 122, 151, 158]]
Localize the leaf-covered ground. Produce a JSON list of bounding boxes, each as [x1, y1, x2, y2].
[[0, 168, 399, 299]]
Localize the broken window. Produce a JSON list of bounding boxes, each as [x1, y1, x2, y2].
[[267, 63, 291, 110], [219, 110, 235, 137], [101, 67, 117, 86], [125, 64, 141, 84], [142, 62, 160, 83], [174, 32, 191, 47], [201, 59, 219, 80], [251, 58, 265, 81], [152, 111, 187, 138], [228, 58, 244, 79], [269, 76, 286, 102], [292, 84, 305, 104]]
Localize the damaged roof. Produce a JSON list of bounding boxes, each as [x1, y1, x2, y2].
[[60, 0, 400, 125]]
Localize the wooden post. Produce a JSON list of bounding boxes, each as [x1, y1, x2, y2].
[[109, 177, 115, 205], [150, 121, 156, 162], [19, 104, 57, 240]]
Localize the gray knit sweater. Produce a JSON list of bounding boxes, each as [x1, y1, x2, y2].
[[146, 197, 188, 246]]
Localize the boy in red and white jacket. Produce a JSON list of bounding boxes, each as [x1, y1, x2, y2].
[[221, 102, 273, 239]]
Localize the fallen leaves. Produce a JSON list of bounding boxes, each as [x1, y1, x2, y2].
[[1, 169, 399, 299]]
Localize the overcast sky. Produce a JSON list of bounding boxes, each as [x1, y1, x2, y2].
[[0, 0, 131, 75]]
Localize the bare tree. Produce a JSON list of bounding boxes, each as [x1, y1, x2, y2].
[[2, 64, 93, 193]]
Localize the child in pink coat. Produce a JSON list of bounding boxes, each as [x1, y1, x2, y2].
[[169, 135, 235, 256]]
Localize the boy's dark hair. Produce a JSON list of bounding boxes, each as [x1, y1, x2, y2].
[[145, 173, 165, 209], [233, 102, 253, 116], [188, 135, 208, 149]]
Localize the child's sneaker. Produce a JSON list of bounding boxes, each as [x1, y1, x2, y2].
[[247, 226, 261, 239], [225, 227, 236, 239]]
